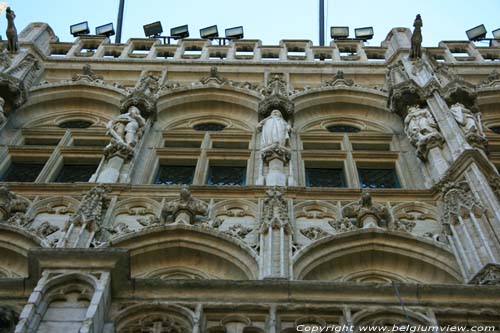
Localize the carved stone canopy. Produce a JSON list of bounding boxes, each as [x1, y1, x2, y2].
[[258, 94, 294, 122], [387, 80, 428, 118], [442, 80, 478, 111]]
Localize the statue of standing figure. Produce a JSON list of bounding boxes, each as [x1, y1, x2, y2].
[[257, 109, 291, 149], [107, 106, 146, 148], [410, 14, 422, 60], [449, 103, 484, 138], [6, 7, 19, 54], [404, 105, 440, 147]]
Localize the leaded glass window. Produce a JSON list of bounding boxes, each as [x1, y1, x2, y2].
[[193, 123, 226, 131], [326, 124, 360, 133], [489, 126, 500, 134], [1, 163, 45, 182], [305, 168, 346, 187], [55, 165, 97, 183], [58, 120, 93, 128], [207, 166, 246, 186], [358, 168, 400, 189], [155, 165, 195, 185]]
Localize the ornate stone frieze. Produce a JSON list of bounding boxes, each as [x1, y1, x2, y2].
[[469, 263, 500, 285], [441, 181, 483, 225], [342, 192, 390, 228], [67, 184, 110, 231], [162, 186, 208, 224], [300, 226, 330, 240], [260, 187, 291, 234], [0, 185, 29, 222], [404, 105, 444, 160]]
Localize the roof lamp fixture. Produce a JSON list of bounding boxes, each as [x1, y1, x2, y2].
[[143, 21, 163, 37], [331, 26, 349, 40], [466, 24, 487, 41], [354, 26, 374, 41], [171, 24, 189, 39], [96, 23, 115, 37], [200, 25, 219, 39], [492, 28, 500, 40], [70, 21, 90, 37], [225, 26, 244, 39]]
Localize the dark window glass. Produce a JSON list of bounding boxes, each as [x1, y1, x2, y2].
[[326, 125, 360, 133], [305, 168, 345, 187], [58, 120, 93, 128], [358, 168, 400, 189], [155, 165, 195, 185], [55, 165, 96, 183], [193, 123, 226, 131], [490, 126, 500, 134], [207, 166, 246, 186], [1, 163, 45, 182]]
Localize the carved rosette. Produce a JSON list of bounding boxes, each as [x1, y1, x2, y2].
[[260, 187, 291, 234], [469, 263, 500, 285]]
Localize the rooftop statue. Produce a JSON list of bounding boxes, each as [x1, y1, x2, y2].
[[410, 14, 422, 60], [6, 7, 18, 53]]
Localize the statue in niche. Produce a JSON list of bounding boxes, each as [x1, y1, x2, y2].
[[6, 7, 18, 54], [257, 109, 291, 149], [404, 105, 440, 146], [449, 103, 484, 138], [410, 14, 423, 60], [106, 106, 146, 149]]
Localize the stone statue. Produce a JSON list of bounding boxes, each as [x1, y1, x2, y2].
[[410, 14, 422, 60], [404, 105, 440, 146], [5, 7, 18, 54], [106, 106, 146, 149], [163, 186, 208, 224], [257, 109, 291, 149], [0, 97, 7, 127], [449, 103, 484, 137], [343, 191, 390, 228]]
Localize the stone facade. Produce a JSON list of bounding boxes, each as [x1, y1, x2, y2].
[[0, 21, 499, 333]]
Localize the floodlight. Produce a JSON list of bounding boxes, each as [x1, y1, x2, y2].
[[331, 26, 349, 39], [171, 24, 189, 39], [143, 21, 163, 37], [466, 24, 487, 41], [225, 26, 244, 39], [96, 23, 115, 37], [70, 21, 90, 37], [200, 25, 218, 39], [492, 28, 500, 40], [355, 27, 374, 41]]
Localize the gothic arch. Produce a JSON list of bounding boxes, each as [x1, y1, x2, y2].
[[293, 229, 462, 284], [109, 225, 259, 280], [110, 197, 162, 232], [391, 201, 442, 239], [14, 83, 124, 129], [114, 303, 194, 333], [0, 224, 41, 277]]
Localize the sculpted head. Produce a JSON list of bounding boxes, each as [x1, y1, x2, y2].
[[180, 186, 191, 201], [128, 105, 141, 116], [271, 110, 283, 118]]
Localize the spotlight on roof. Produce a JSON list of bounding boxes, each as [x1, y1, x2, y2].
[[96, 23, 115, 37], [466, 24, 487, 41], [225, 26, 244, 39], [70, 21, 90, 37], [492, 28, 500, 40], [170, 24, 189, 39], [200, 25, 219, 39], [331, 26, 349, 40], [143, 21, 163, 38], [354, 26, 374, 41]]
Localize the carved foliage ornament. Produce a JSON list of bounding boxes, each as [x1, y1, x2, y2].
[[68, 184, 111, 231], [260, 187, 291, 233]]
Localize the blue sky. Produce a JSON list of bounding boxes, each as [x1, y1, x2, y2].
[[6, 0, 500, 46]]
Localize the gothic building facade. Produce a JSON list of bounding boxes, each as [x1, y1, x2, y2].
[[0, 19, 500, 333]]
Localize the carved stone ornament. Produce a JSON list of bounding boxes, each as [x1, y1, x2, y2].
[[300, 226, 330, 240], [258, 74, 294, 121], [449, 102, 487, 149], [328, 217, 358, 233], [342, 192, 390, 228], [32, 221, 60, 238], [72, 64, 104, 82], [441, 181, 484, 225], [488, 174, 500, 202], [260, 187, 291, 234], [0, 305, 18, 333], [162, 186, 208, 224], [387, 80, 427, 117], [322, 70, 354, 87], [120, 71, 161, 120], [0, 185, 29, 222], [390, 218, 416, 233], [469, 263, 500, 285], [261, 73, 288, 97], [224, 223, 253, 240], [104, 105, 146, 160], [257, 109, 292, 163], [479, 69, 500, 87], [403, 105, 444, 160], [200, 66, 228, 85], [67, 184, 110, 231], [106, 222, 133, 238], [409, 14, 423, 60], [442, 79, 477, 111]]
